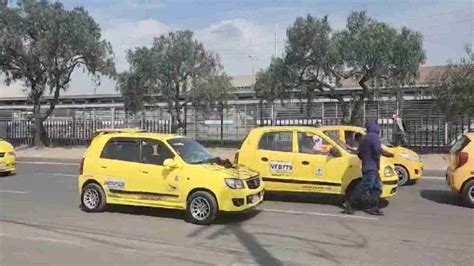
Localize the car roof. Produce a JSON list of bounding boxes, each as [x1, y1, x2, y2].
[[249, 126, 324, 133], [318, 125, 365, 132], [97, 131, 184, 141]]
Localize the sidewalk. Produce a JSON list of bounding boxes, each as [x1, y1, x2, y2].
[[15, 146, 448, 172]]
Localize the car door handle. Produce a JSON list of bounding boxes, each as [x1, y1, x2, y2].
[[261, 157, 269, 162], [140, 170, 149, 174], [302, 161, 310, 165], [100, 165, 108, 169]]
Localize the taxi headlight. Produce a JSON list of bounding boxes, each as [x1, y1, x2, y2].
[[225, 178, 245, 189], [384, 166, 395, 177], [400, 153, 419, 161]]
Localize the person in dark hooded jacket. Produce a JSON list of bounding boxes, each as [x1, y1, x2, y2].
[[343, 121, 393, 215]]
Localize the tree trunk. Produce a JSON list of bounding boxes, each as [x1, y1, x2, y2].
[[32, 100, 45, 147], [220, 105, 224, 146]]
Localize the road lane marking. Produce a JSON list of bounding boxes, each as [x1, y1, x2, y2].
[[260, 208, 379, 220], [422, 176, 445, 180], [36, 173, 77, 177], [0, 190, 29, 194], [17, 161, 79, 166]]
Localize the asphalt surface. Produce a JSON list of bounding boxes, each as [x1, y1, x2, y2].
[[0, 159, 472, 266]]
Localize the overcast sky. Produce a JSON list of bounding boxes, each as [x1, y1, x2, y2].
[[0, 0, 472, 97]]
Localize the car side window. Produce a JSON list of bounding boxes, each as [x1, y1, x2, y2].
[[101, 138, 139, 162], [298, 132, 333, 155], [140, 139, 175, 166], [324, 130, 340, 140], [258, 132, 293, 152]]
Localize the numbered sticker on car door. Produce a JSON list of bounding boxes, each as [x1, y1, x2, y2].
[[270, 161, 293, 174]]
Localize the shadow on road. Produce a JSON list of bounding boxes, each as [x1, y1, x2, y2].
[[420, 189, 465, 207], [104, 205, 261, 225], [265, 192, 389, 209]]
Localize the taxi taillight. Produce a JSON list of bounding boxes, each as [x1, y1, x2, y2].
[[80, 158, 85, 175], [234, 152, 239, 164], [457, 152, 469, 168]]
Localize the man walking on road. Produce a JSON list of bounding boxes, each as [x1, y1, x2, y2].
[[343, 121, 393, 216]]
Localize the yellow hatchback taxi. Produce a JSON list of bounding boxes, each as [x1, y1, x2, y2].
[[236, 127, 398, 199], [320, 125, 423, 186], [79, 129, 264, 225], [446, 133, 474, 208], [0, 138, 16, 175]]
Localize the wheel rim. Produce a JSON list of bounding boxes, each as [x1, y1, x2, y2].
[[469, 186, 474, 202], [83, 188, 100, 209], [395, 167, 408, 185], [190, 197, 211, 221]]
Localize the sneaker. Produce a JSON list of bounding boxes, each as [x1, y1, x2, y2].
[[366, 207, 384, 216], [342, 201, 355, 215]]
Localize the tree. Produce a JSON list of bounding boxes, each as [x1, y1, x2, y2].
[[430, 45, 474, 118], [254, 57, 288, 123], [279, 11, 425, 124], [0, 0, 115, 146], [118, 30, 226, 133]]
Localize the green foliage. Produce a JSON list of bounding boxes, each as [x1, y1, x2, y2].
[[118, 30, 230, 132], [262, 11, 425, 124], [254, 57, 287, 104], [0, 0, 115, 145], [430, 45, 474, 117]]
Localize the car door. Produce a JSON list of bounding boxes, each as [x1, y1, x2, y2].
[[137, 139, 182, 206], [294, 131, 346, 194], [96, 138, 142, 201], [254, 130, 297, 191]]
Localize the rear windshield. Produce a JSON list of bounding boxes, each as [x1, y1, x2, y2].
[[450, 135, 470, 154]]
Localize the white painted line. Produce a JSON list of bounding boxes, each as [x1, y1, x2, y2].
[[422, 176, 445, 180], [36, 173, 77, 177], [17, 161, 79, 166], [0, 190, 29, 194], [260, 208, 379, 220]]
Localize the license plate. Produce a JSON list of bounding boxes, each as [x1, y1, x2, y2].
[[250, 194, 260, 203]]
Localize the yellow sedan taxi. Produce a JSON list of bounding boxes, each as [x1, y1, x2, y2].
[[320, 125, 423, 186], [235, 127, 398, 199], [446, 133, 474, 208], [79, 129, 264, 225], [0, 138, 16, 175]]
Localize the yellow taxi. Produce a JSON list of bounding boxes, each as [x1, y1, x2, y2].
[[446, 133, 474, 208], [0, 138, 16, 175], [320, 125, 423, 186], [235, 127, 398, 199], [79, 129, 264, 225]]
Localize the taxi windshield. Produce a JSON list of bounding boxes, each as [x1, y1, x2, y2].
[[167, 138, 214, 164], [325, 134, 357, 154]]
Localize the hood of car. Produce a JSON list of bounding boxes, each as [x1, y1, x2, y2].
[[0, 140, 13, 153], [199, 163, 258, 179]]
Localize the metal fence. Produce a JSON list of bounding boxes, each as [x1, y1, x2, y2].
[[0, 115, 472, 153], [0, 119, 170, 146]]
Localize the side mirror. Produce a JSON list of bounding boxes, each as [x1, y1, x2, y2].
[[329, 147, 342, 157], [163, 158, 178, 169]]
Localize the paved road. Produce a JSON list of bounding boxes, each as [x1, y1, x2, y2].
[[0, 159, 472, 265]]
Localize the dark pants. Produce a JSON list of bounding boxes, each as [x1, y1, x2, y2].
[[349, 170, 382, 209]]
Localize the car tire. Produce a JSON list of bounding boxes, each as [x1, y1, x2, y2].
[[395, 165, 409, 186], [81, 183, 107, 212], [186, 191, 218, 225], [461, 180, 474, 208]]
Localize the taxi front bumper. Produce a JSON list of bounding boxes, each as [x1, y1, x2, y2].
[[381, 179, 398, 198], [219, 186, 265, 212], [0, 155, 16, 173]]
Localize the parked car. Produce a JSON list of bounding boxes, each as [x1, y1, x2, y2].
[[79, 129, 263, 225], [235, 126, 398, 200], [0, 138, 16, 175], [319, 125, 423, 186], [446, 133, 474, 208]]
